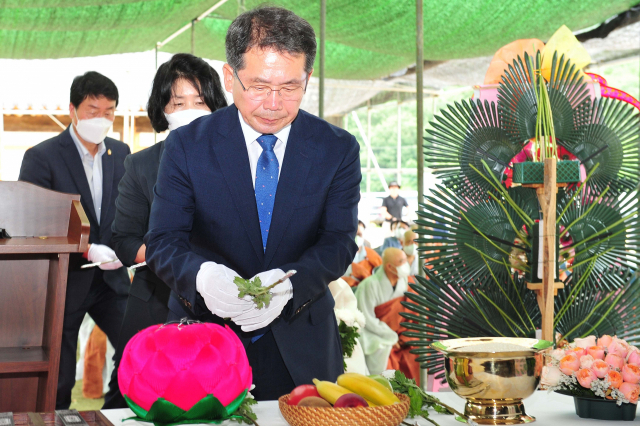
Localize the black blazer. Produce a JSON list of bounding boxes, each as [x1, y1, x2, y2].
[[145, 105, 361, 386], [111, 141, 169, 302], [19, 127, 131, 313]]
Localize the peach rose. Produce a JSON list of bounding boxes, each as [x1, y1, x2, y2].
[[559, 354, 581, 375], [607, 370, 623, 389], [574, 336, 597, 349], [550, 348, 568, 362], [622, 364, 640, 384], [598, 335, 613, 348], [620, 382, 640, 404], [541, 365, 562, 387], [580, 354, 595, 370], [605, 353, 625, 370], [587, 346, 605, 360], [568, 347, 586, 358], [576, 368, 598, 389], [627, 347, 640, 366], [592, 359, 610, 378], [608, 340, 629, 359]]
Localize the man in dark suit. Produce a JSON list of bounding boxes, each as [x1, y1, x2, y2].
[[19, 71, 130, 409], [145, 6, 361, 401]]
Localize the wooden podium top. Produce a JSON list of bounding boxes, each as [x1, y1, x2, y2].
[[0, 181, 89, 254], [13, 411, 113, 426]]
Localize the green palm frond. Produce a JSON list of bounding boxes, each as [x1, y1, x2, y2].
[[424, 98, 521, 194], [498, 51, 591, 146], [557, 190, 639, 290], [560, 97, 640, 194], [416, 185, 531, 288], [555, 267, 640, 344]]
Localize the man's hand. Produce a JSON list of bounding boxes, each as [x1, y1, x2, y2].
[[87, 244, 123, 270], [233, 268, 293, 332], [196, 262, 255, 318]]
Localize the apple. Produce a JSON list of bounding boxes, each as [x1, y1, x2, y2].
[[287, 384, 321, 405], [334, 393, 369, 408]]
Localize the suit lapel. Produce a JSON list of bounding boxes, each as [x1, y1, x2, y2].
[[264, 112, 314, 267], [59, 127, 98, 224], [100, 140, 114, 228], [213, 106, 265, 264]]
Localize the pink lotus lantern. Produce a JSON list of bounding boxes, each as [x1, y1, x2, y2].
[[118, 321, 253, 425]]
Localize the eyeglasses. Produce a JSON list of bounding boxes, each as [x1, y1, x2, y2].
[[234, 69, 308, 101]]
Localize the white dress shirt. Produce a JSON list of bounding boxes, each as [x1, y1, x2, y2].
[[238, 111, 291, 188], [70, 125, 106, 224]]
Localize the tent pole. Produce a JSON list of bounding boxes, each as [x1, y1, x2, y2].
[[157, 0, 230, 49], [191, 20, 196, 55], [366, 101, 372, 192], [319, 0, 326, 120], [416, 0, 424, 211], [397, 93, 402, 185]]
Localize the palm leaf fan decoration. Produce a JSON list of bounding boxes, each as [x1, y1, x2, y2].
[[560, 97, 640, 194], [400, 269, 540, 382], [498, 51, 591, 147], [424, 98, 521, 195], [557, 189, 639, 291], [554, 266, 640, 345], [415, 184, 531, 288]]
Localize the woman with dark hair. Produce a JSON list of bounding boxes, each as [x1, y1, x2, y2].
[[103, 53, 227, 408]]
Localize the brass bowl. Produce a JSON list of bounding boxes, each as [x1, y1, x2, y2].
[[431, 337, 552, 425]]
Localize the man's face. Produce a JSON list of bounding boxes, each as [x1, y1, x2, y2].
[[223, 47, 310, 134], [386, 251, 408, 278], [357, 224, 365, 238], [389, 186, 399, 197], [70, 95, 116, 126]]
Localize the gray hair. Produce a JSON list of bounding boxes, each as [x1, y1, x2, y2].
[[225, 6, 316, 74]]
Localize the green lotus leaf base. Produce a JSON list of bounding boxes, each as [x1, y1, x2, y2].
[[124, 389, 248, 426]]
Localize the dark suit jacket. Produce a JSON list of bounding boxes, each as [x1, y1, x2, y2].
[[145, 105, 361, 385], [19, 126, 131, 313], [111, 141, 170, 303]]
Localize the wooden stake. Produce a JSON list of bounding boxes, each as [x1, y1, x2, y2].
[[536, 157, 557, 341]]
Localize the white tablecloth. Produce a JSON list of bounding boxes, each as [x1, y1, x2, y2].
[[100, 391, 619, 426]]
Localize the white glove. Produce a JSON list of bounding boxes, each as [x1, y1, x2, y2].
[[87, 244, 123, 270], [196, 262, 255, 318], [233, 268, 294, 332]]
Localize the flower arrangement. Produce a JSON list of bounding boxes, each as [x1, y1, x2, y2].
[[542, 335, 640, 405]]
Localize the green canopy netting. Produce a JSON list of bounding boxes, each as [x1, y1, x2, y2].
[[0, 0, 637, 79]]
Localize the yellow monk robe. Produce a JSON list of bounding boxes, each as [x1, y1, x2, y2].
[[343, 246, 382, 287]]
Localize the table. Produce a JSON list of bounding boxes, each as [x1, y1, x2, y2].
[[100, 391, 617, 425]]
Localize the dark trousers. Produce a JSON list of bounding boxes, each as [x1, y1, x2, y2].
[[56, 272, 127, 409], [167, 300, 295, 401], [102, 282, 170, 408]]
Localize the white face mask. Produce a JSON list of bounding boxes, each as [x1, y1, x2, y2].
[[395, 227, 406, 239], [393, 262, 411, 279], [74, 110, 112, 144], [355, 235, 364, 248], [403, 244, 415, 256], [165, 109, 211, 131]]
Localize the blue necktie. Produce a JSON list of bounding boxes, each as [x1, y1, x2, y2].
[[255, 134, 279, 252]]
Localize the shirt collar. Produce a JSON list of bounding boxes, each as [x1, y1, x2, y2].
[[69, 124, 106, 158], [237, 110, 291, 148]]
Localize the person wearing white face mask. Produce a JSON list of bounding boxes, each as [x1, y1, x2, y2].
[[401, 229, 420, 276], [380, 219, 410, 252], [19, 71, 131, 409], [105, 54, 228, 408], [355, 247, 410, 375]]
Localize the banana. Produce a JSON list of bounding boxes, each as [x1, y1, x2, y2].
[[312, 378, 351, 405], [337, 372, 400, 406]]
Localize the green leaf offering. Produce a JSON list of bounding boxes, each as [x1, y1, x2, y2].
[[233, 276, 278, 309], [232, 396, 258, 425]]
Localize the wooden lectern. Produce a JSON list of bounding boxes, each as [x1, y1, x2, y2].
[[0, 181, 89, 411]]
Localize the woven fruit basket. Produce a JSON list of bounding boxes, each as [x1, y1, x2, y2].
[[278, 393, 410, 426]]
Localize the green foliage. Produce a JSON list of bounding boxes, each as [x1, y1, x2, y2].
[[338, 320, 360, 359], [233, 276, 272, 309], [232, 396, 258, 425], [389, 370, 466, 425]]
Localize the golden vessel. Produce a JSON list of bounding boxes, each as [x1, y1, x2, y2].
[[431, 337, 552, 425]]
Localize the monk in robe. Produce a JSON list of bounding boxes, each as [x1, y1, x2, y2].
[[355, 248, 410, 375], [342, 234, 382, 287]]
